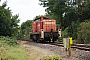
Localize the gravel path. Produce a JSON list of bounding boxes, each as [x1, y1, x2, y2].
[[28, 42, 79, 60], [19, 40, 90, 60], [19, 41, 59, 60]]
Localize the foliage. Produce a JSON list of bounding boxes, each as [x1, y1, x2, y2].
[[62, 27, 69, 38], [10, 14, 20, 37], [20, 20, 33, 40], [39, 0, 78, 28], [62, 21, 79, 37], [0, 36, 29, 60], [0, 36, 17, 46], [0, 1, 20, 37], [39, 0, 66, 27], [0, 46, 8, 60], [62, 21, 80, 43], [77, 20, 90, 44], [39, 0, 90, 28], [34, 15, 42, 19], [44, 55, 62, 60], [78, 0, 90, 21], [70, 21, 80, 40], [0, 46, 29, 60]]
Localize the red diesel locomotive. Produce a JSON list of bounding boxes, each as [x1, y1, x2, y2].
[[30, 16, 61, 42]]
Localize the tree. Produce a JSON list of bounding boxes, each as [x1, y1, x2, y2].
[[20, 20, 33, 39], [10, 14, 20, 36], [81, 0, 90, 20], [39, 0, 78, 28], [33, 15, 42, 19], [0, 1, 20, 37], [39, 0, 66, 27], [33, 14, 53, 19], [77, 20, 90, 44]]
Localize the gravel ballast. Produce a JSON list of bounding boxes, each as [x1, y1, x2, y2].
[[19, 40, 90, 60]]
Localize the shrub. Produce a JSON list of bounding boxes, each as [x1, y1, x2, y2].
[[0, 36, 29, 60], [77, 20, 90, 44], [0, 36, 17, 46], [44, 55, 62, 60], [0, 46, 29, 60]]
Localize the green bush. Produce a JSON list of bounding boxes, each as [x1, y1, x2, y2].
[[62, 27, 69, 38], [77, 20, 90, 44], [0, 36, 29, 60], [44, 55, 62, 60], [0, 36, 17, 46]]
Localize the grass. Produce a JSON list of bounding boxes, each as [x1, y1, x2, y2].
[[0, 36, 30, 60], [0, 36, 62, 60], [0, 45, 30, 60], [44, 55, 62, 60], [8, 46, 30, 60], [0, 36, 44, 60]]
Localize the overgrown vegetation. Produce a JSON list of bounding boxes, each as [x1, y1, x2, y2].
[[77, 20, 90, 44], [0, 1, 20, 37], [0, 36, 30, 60], [0, 36, 17, 46], [19, 20, 33, 40], [44, 55, 62, 60], [0, 46, 30, 60]]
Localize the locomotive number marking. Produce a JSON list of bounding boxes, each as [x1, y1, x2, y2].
[[45, 22, 55, 24]]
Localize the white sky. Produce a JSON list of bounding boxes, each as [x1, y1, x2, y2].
[[1, 0, 46, 25]]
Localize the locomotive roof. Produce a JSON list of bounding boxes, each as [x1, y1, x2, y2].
[[34, 16, 52, 21]]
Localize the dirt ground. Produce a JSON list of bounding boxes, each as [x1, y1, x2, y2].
[[18, 41, 79, 60], [19, 41, 60, 60]]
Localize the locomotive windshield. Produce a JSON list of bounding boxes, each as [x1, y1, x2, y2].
[[36, 19, 40, 22]]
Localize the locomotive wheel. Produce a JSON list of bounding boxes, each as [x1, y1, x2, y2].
[[32, 38, 35, 42], [33, 35, 37, 42], [52, 40, 55, 43], [52, 38, 56, 43]]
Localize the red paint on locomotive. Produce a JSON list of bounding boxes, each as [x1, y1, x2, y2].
[[32, 21, 37, 32], [32, 16, 56, 32], [30, 16, 61, 42]]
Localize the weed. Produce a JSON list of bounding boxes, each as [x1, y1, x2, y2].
[[44, 55, 62, 60], [0, 36, 30, 60], [0, 36, 17, 46]]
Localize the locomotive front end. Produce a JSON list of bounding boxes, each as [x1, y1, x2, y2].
[[42, 19, 59, 42]]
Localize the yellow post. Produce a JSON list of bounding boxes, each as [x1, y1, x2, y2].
[[68, 37, 73, 57], [70, 37, 73, 45]]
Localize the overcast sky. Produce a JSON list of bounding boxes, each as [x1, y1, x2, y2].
[[1, 0, 46, 25]]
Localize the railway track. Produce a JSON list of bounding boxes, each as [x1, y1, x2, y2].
[[72, 44, 90, 51], [48, 43, 90, 51], [17, 39, 90, 51]]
